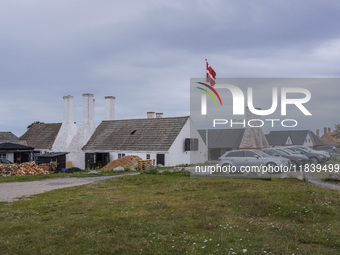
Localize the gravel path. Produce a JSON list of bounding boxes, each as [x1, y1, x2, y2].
[[308, 177, 340, 191], [0, 173, 139, 202], [1, 173, 338, 203]]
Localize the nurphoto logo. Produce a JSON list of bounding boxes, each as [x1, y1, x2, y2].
[[192, 78, 315, 129]]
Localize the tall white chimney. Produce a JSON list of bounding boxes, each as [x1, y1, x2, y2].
[[63, 95, 74, 123], [83, 93, 95, 123], [156, 112, 163, 118], [105, 96, 115, 120], [147, 112, 155, 119]]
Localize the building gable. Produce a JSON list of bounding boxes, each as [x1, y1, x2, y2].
[[0, 132, 28, 146]]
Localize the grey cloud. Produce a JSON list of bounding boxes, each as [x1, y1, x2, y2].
[[1, 0, 340, 136]]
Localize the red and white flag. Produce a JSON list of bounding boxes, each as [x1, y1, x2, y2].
[[206, 60, 216, 86]]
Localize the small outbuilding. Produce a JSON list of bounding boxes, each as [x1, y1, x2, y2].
[[0, 132, 34, 163], [36, 152, 68, 171]]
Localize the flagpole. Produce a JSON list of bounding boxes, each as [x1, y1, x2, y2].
[[205, 59, 209, 161]]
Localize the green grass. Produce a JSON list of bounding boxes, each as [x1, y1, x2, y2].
[[0, 174, 339, 254]]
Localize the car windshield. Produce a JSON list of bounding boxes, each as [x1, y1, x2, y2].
[[299, 147, 312, 152], [311, 149, 325, 154], [275, 149, 289, 156], [284, 148, 300, 154], [279, 149, 293, 155], [292, 147, 310, 152], [254, 150, 270, 157]]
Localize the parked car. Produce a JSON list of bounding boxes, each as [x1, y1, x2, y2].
[[0, 158, 15, 165], [293, 146, 330, 160], [218, 149, 291, 173], [284, 147, 327, 164], [315, 146, 340, 154], [262, 148, 310, 168]]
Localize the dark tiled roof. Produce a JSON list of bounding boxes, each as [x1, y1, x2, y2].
[[20, 123, 62, 149], [265, 133, 290, 146], [0, 143, 34, 151], [83, 117, 189, 151], [199, 129, 245, 149], [309, 131, 324, 146], [266, 130, 324, 146], [0, 132, 28, 146]]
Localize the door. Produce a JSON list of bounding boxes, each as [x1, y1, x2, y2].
[[156, 154, 165, 166], [244, 151, 261, 167]]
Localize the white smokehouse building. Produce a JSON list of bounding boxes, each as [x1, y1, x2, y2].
[[82, 113, 207, 168]]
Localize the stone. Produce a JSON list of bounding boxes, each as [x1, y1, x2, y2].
[[329, 172, 340, 181], [173, 167, 185, 171], [157, 164, 164, 167], [146, 164, 157, 171], [130, 168, 137, 172], [279, 171, 304, 181], [113, 166, 125, 173], [83, 170, 101, 175]]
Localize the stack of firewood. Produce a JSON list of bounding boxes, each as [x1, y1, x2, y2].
[[0, 162, 49, 176]]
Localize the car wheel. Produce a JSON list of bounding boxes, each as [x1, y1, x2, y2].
[[310, 157, 318, 164], [222, 163, 236, 174], [266, 162, 277, 167], [265, 162, 277, 173]]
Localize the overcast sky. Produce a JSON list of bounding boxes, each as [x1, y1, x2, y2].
[[1, 0, 340, 137]]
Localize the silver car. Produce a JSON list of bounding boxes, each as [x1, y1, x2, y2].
[[217, 149, 291, 173]]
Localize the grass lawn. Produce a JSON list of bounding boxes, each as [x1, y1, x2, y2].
[[0, 170, 135, 183], [0, 173, 339, 254]]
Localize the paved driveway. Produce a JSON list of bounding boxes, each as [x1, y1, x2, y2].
[[0, 173, 139, 202]]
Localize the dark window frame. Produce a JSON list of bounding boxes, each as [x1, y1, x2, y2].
[[185, 138, 199, 151]]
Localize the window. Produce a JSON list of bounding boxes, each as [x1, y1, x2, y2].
[[226, 151, 244, 157], [185, 138, 198, 151], [118, 153, 125, 158], [0, 153, 6, 159], [146, 154, 150, 159], [263, 150, 275, 156], [245, 151, 258, 157]]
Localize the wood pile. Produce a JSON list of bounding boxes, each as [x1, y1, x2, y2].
[[137, 159, 155, 171], [101, 155, 142, 171], [0, 162, 49, 177]]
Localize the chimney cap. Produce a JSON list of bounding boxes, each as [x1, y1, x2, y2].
[[156, 112, 163, 118], [82, 93, 94, 97], [105, 96, 115, 99]]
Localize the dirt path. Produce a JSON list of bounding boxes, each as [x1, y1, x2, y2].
[[0, 173, 139, 202], [308, 177, 340, 191]]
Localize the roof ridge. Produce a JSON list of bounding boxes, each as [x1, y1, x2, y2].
[[102, 116, 190, 122]]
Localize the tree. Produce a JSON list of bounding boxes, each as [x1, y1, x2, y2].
[[27, 121, 44, 129], [333, 124, 340, 140]]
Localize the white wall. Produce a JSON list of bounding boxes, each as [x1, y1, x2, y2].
[[6, 153, 14, 162], [52, 122, 78, 152], [168, 118, 207, 166], [108, 151, 167, 165], [303, 132, 314, 147]]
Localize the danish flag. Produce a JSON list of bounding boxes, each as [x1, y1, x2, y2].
[[206, 60, 216, 86]]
